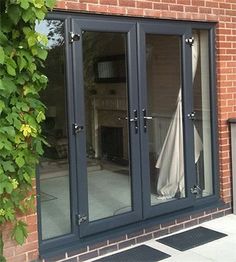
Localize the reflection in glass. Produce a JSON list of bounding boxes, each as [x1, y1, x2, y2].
[[36, 20, 71, 240], [146, 35, 186, 205], [193, 30, 213, 197], [82, 32, 132, 221]]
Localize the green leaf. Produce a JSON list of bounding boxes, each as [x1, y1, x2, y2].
[[36, 111, 45, 123], [46, 0, 56, 9], [37, 48, 47, 60], [23, 172, 31, 183], [15, 156, 25, 168], [17, 56, 27, 72], [0, 80, 4, 90], [2, 78, 17, 94], [0, 101, 5, 115], [20, 0, 30, 9], [34, 9, 45, 20], [33, 0, 44, 8], [22, 9, 34, 22], [1, 126, 16, 137], [0, 47, 5, 64], [2, 161, 15, 172], [7, 5, 22, 25], [6, 64, 16, 76], [11, 222, 28, 245], [0, 32, 8, 45], [27, 36, 36, 47]]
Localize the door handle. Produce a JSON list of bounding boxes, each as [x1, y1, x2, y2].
[[130, 110, 138, 134], [143, 109, 153, 132]]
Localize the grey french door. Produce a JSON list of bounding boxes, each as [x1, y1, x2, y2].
[[71, 18, 142, 237], [71, 17, 196, 237], [137, 21, 196, 218]]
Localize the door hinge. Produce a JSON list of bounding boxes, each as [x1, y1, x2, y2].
[[190, 185, 202, 196], [70, 32, 80, 43], [187, 111, 196, 121], [76, 214, 87, 225], [185, 37, 194, 46]]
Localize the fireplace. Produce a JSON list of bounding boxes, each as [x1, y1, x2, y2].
[[101, 126, 123, 161]]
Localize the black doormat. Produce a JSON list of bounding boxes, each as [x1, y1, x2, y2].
[[157, 226, 227, 251], [94, 245, 170, 262]]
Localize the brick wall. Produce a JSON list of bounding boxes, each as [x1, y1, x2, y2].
[[2, 214, 38, 262], [42, 204, 232, 262], [2, 0, 236, 261]]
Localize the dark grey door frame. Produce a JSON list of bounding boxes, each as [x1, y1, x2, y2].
[[37, 13, 219, 257], [137, 21, 196, 219], [71, 17, 143, 237]]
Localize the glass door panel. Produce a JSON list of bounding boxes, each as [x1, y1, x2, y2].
[[72, 18, 142, 237], [193, 29, 213, 198], [138, 22, 195, 218], [82, 31, 132, 221], [145, 34, 186, 205], [36, 20, 72, 240]]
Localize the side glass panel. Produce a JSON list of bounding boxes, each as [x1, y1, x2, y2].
[[36, 20, 71, 240], [145, 34, 186, 206], [82, 32, 132, 221], [193, 29, 213, 197]]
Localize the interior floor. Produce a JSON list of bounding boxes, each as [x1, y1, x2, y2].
[[39, 160, 174, 240]]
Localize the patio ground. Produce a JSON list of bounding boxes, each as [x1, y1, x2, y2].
[[87, 214, 236, 262]]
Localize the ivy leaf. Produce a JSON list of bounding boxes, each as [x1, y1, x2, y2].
[[15, 156, 25, 168], [11, 221, 28, 245], [2, 78, 17, 94], [0, 47, 5, 64], [22, 8, 34, 22], [27, 36, 36, 47], [17, 56, 27, 72], [0, 80, 4, 90], [0, 32, 8, 45], [35, 140, 44, 155], [34, 9, 45, 20], [36, 111, 45, 123], [1, 126, 15, 137], [20, 0, 30, 9], [6, 64, 16, 76], [7, 5, 22, 25], [0, 101, 5, 115], [37, 48, 47, 60], [46, 0, 56, 9], [5, 183, 13, 194], [33, 0, 44, 8], [2, 161, 15, 172]]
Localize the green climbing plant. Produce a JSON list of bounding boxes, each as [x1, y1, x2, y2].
[[0, 0, 55, 261]]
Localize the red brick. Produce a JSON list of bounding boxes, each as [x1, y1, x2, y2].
[[100, 0, 117, 5], [137, 1, 152, 9], [119, 0, 136, 7]]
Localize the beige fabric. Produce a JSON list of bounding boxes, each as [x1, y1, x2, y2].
[[156, 33, 202, 198]]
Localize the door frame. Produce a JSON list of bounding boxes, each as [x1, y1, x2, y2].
[[71, 17, 143, 237], [137, 20, 196, 219], [37, 12, 219, 256]]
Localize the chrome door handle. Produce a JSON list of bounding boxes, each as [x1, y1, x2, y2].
[[144, 116, 153, 120], [143, 109, 153, 132]]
